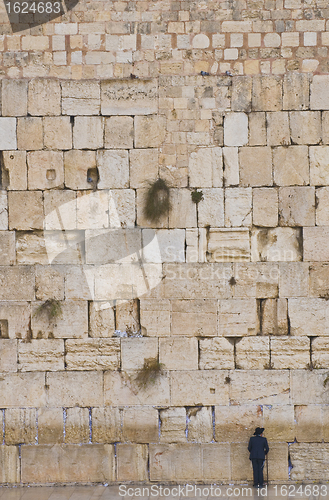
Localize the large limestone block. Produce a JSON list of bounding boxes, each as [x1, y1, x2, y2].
[[31, 300, 88, 339], [39, 231, 84, 266], [35, 266, 64, 301], [2, 79, 27, 116], [21, 444, 115, 483], [215, 405, 263, 443], [0, 372, 46, 408], [310, 75, 329, 110], [8, 191, 43, 230], [263, 405, 295, 441], [223, 147, 239, 186], [207, 228, 250, 262], [186, 228, 206, 263], [251, 227, 302, 262], [231, 76, 252, 112], [316, 187, 329, 226], [27, 151, 64, 190], [159, 407, 186, 443], [239, 147, 272, 186], [0, 267, 35, 301], [73, 116, 104, 150], [0, 191, 8, 230], [108, 189, 135, 228], [140, 299, 170, 337], [218, 299, 258, 336], [47, 372, 103, 407], [104, 116, 133, 149], [62, 81, 100, 115], [149, 443, 202, 481], [0, 445, 20, 483], [290, 111, 321, 145], [5, 408, 37, 445], [0, 231, 15, 266], [253, 188, 278, 227], [283, 73, 309, 110], [187, 406, 213, 443], [38, 408, 63, 445], [169, 189, 197, 229], [252, 76, 282, 111], [64, 150, 96, 190], [224, 113, 248, 147], [271, 337, 310, 369], [189, 147, 223, 187], [291, 370, 329, 404], [171, 371, 229, 406], [0, 118, 17, 150], [122, 407, 158, 443], [101, 79, 158, 115], [116, 444, 148, 481], [129, 148, 158, 188], [322, 407, 329, 442], [28, 79, 61, 116], [0, 339, 17, 372], [3, 151, 27, 191], [312, 337, 329, 368], [0, 302, 31, 339], [231, 442, 252, 481], [43, 117, 72, 150], [92, 407, 121, 443], [121, 338, 158, 370], [304, 227, 329, 261], [89, 302, 115, 338], [65, 339, 120, 370], [197, 188, 224, 226], [279, 262, 309, 297], [279, 187, 315, 226], [235, 337, 270, 369], [159, 338, 198, 370], [290, 443, 329, 480], [115, 299, 140, 333], [104, 371, 170, 406], [18, 339, 64, 371], [16, 232, 50, 266], [267, 442, 289, 481], [262, 298, 288, 336], [97, 150, 130, 189], [171, 299, 217, 337], [273, 146, 309, 186], [17, 117, 43, 150], [65, 407, 89, 444], [266, 112, 290, 146], [44, 190, 76, 231], [295, 405, 323, 442], [142, 229, 185, 263], [230, 370, 290, 405], [225, 188, 252, 227], [134, 116, 166, 148], [77, 192, 109, 229], [199, 338, 234, 370], [249, 112, 266, 146], [289, 298, 329, 336], [310, 146, 329, 185]]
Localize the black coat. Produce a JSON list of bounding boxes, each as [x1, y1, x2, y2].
[[248, 435, 269, 460]]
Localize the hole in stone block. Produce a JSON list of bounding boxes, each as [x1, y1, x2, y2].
[[87, 167, 99, 190], [0, 320, 9, 338], [46, 169, 56, 181], [70, 116, 75, 124], [210, 388, 215, 394]]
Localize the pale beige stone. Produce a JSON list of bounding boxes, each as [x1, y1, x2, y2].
[[92, 407, 121, 443], [134, 116, 166, 148], [27, 151, 64, 190], [252, 76, 282, 111], [225, 188, 252, 227], [0, 373, 46, 408], [129, 148, 158, 188], [159, 408, 186, 443], [310, 263, 329, 298], [28, 79, 61, 116], [290, 111, 321, 145], [169, 189, 197, 229], [65, 407, 89, 444], [322, 111, 329, 144], [43, 117, 73, 150], [236, 337, 270, 369], [73, 116, 103, 149], [77, 191, 109, 229], [218, 298, 258, 336], [279, 262, 309, 297], [253, 188, 278, 227], [64, 150, 96, 190], [0, 302, 31, 339], [171, 299, 217, 336], [171, 371, 229, 406], [44, 190, 76, 231], [271, 337, 310, 369], [47, 372, 103, 407], [249, 112, 266, 146], [291, 369, 328, 404], [159, 338, 198, 370], [122, 407, 158, 443], [295, 405, 323, 442], [266, 112, 290, 146], [104, 116, 133, 149], [15, 232, 49, 266], [142, 228, 185, 263], [268, 442, 289, 481], [290, 443, 329, 481], [0, 268, 35, 302], [310, 75, 329, 110], [2, 151, 27, 191], [2, 79, 27, 116], [18, 339, 64, 372], [101, 79, 157, 115], [89, 302, 115, 338], [231, 76, 252, 112], [199, 338, 234, 370], [239, 147, 272, 186], [121, 338, 158, 370], [289, 298, 329, 336], [21, 444, 115, 483], [140, 299, 170, 337], [222, 147, 239, 186], [0, 445, 20, 483], [283, 73, 309, 110], [231, 442, 252, 481], [0, 118, 16, 150], [263, 405, 295, 441], [8, 191, 43, 230], [215, 405, 263, 442], [42, 231, 84, 266], [273, 146, 309, 185], [0, 191, 8, 230], [35, 266, 64, 301], [251, 227, 302, 262], [115, 299, 140, 333], [17, 117, 43, 150], [312, 337, 329, 368], [117, 444, 148, 481], [304, 227, 329, 261], [0, 339, 17, 372], [207, 228, 250, 262], [279, 186, 315, 226], [0, 231, 15, 266], [5, 408, 36, 445], [149, 443, 201, 481], [224, 113, 248, 147], [31, 300, 88, 339], [316, 187, 329, 225], [310, 146, 329, 185], [230, 370, 290, 404], [197, 188, 224, 227], [262, 298, 289, 335], [189, 147, 223, 188], [62, 80, 100, 115], [65, 339, 120, 370], [97, 150, 130, 190], [85, 228, 141, 265], [188, 407, 212, 443], [109, 189, 135, 228]]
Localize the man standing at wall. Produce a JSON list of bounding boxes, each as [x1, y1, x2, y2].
[[248, 427, 269, 488]]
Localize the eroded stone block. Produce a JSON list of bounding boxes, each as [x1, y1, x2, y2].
[[134, 115, 166, 148], [101, 79, 158, 115], [253, 188, 278, 227], [283, 73, 309, 110], [251, 227, 302, 262], [289, 298, 329, 336], [43, 116, 72, 150], [8, 191, 43, 230], [273, 146, 309, 186], [2, 79, 27, 116], [5, 408, 36, 445], [65, 407, 89, 444], [17, 117, 42, 150], [266, 112, 290, 146], [27, 151, 64, 190], [189, 147, 223, 187], [104, 116, 133, 149], [279, 187, 315, 226], [18, 339, 64, 371], [3, 151, 27, 191], [129, 148, 158, 189], [263, 405, 295, 441], [230, 370, 290, 405], [187, 407, 212, 443], [28, 79, 61, 116], [291, 370, 328, 404], [31, 300, 88, 339], [310, 75, 329, 110], [225, 188, 252, 227], [62, 81, 100, 115], [218, 298, 258, 336], [207, 228, 250, 262], [64, 150, 97, 190], [47, 372, 103, 407], [92, 407, 121, 443], [235, 337, 270, 369], [252, 76, 282, 111], [290, 443, 329, 480], [122, 407, 158, 443], [65, 339, 120, 370], [271, 337, 310, 369], [159, 338, 198, 370], [171, 299, 217, 337], [73, 116, 104, 150], [215, 405, 263, 443], [304, 227, 329, 261], [199, 338, 234, 370], [290, 111, 321, 145], [171, 371, 229, 406], [0, 373, 46, 408], [0, 445, 20, 483], [239, 147, 272, 186], [159, 408, 186, 443]]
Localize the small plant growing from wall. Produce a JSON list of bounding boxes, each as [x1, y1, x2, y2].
[[134, 357, 164, 389], [191, 189, 204, 204], [143, 178, 171, 223], [34, 299, 63, 323]]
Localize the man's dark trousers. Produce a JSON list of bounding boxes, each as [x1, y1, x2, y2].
[[251, 459, 265, 487]]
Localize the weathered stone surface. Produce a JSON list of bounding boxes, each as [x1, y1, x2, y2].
[[208, 228, 250, 262], [253, 188, 278, 227], [223, 147, 239, 186], [15, 232, 49, 265], [171, 299, 217, 336], [43, 117, 72, 150], [142, 229, 185, 263], [263, 405, 295, 441], [38, 408, 63, 444], [197, 188, 224, 226], [289, 298, 329, 336], [101, 79, 158, 115], [0, 445, 20, 483], [31, 300, 88, 339], [249, 112, 266, 146], [140, 299, 170, 337], [218, 299, 258, 336], [64, 150, 97, 190], [236, 337, 270, 369], [121, 338, 158, 370], [316, 187, 329, 225], [77, 192, 109, 230], [3, 151, 27, 191], [291, 370, 329, 404], [129, 148, 158, 188], [28, 79, 61, 116], [283, 73, 309, 110], [251, 227, 302, 262], [21, 444, 115, 483], [0, 268, 35, 301], [252, 76, 282, 111], [231, 77, 252, 112], [262, 298, 289, 335], [0, 231, 15, 266], [0, 302, 31, 339], [47, 372, 103, 407], [231, 442, 252, 481], [109, 189, 135, 228], [279, 187, 315, 226], [304, 227, 329, 261], [0, 191, 8, 230], [44, 190, 76, 231], [310, 75, 329, 110], [310, 146, 329, 185], [115, 299, 140, 333], [169, 189, 197, 229], [27, 151, 64, 190], [187, 406, 212, 443], [116, 444, 148, 481], [266, 112, 290, 146], [73, 116, 103, 149], [271, 337, 310, 369], [62, 81, 100, 115], [312, 337, 329, 368], [171, 371, 229, 406], [215, 405, 263, 442], [89, 302, 115, 338], [2, 79, 27, 116], [18, 339, 64, 371], [17, 117, 43, 150], [290, 443, 329, 480], [273, 146, 309, 186], [65, 339, 120, 370], [295, 405, 323, 442], [159, 408, 186, 443], [8, 191, 43, 230], [267, 443, 289, 481], [224, 113, 248, 147], [189, 147, 223, 188], [0, 373, 46, 408], [290, 111, 321, 145], [0, 118, 16, 150], [225, 188, 252, 227], [65, 407, 89, 444], [230, 370, 290, 404], [122, 407, 158, 443], [279, 262, 309, 297], [5, 408, 37, 444], [134, 115, 166, 148], [199, 338, 234, 370], [104, 116, 134, 149], [97, 150, 130, 190], [35, 266, 65, 301], [150, 443, 201, 481], [92, 407, 121, 443], [159, 338, 198, 370], [239, 147, 272, 186], [0, 339, 17, 372]]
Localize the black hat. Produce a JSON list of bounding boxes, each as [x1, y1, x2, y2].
[[254, 427, 264, 435]]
